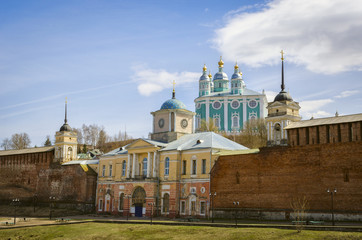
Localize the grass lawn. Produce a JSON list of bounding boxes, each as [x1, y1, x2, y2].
[[0, 223, 361, 240]]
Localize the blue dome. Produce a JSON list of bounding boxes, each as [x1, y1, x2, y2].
[[213, 71, 228, 80], [199, 73, 210, 81], [231, 72, 242, 80], [161, 98, 187, 110]]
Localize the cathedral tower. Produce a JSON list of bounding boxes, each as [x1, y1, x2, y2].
[[266, 51, 301, 146], [230, 62, 245, 95], [199, 64, 211, 97], [151, 83, 195, 143], [213, 57, 229, 92], [54, 99, 78, 163]]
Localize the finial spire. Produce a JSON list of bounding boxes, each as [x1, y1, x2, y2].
[[218, 56, 224, 68], [234, 61, 239, 70], [208, 71, 212, 79], [203, 64, 207, 72], [172, 80, 176, 99], [64, 97, 68, 124], [280, 50, 285, 91]]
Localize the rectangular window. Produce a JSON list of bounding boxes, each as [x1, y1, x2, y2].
[[119, 193, 124, 211], [122, 161, 126, 176], [98, 199, 103, 211], [200, 201, 206, 215], [182, 160, 186, 175], [165, 157, 170, 176], [202, 159, 206, 174], [181, 201, 186, 214], [192, 160, 197, 175], [191, 201, 196, 212], [109, 165, 113, 176], [102, 165, 106, 177]]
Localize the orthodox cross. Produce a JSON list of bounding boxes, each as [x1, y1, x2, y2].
[[280, 50, 285, 61]]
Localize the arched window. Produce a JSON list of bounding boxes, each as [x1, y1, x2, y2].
[[67, 147, 72, 160], [171, 112, 175, 131], [119, 193, 124, 211], [164, 157, 169, 176], [143, 158, 147, 177], [122, 160, 126, 176], [163, 193, 170, 213], [232, 116, 239, 128]]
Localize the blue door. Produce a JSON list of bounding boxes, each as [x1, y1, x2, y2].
[[135, 205, 143, 217]]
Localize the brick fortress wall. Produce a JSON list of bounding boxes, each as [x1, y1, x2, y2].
[[0, 149, 97, 206], [211, 141, 362, 219]]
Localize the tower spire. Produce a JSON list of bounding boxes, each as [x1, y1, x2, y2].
[[172, 80, 176, 99], [64, 97, 68, 124], [281, 50, 285, 91]]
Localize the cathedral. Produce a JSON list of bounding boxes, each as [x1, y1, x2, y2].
[[194, 57, 267, 132]]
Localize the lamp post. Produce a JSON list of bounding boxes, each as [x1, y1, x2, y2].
[[233, 201, 239, 227], [148, 202, 154, 225], [49, 196, 56, 220], [11, 199, 20, 225], [327, 188, 337, 226], [209, 192, 216, 223]]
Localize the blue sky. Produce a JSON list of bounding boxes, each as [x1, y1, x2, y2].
[[1, 0, 362, 147]]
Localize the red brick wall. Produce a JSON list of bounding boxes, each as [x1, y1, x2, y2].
[[0, 150, 97, 204], [211, 141, 362, 213]]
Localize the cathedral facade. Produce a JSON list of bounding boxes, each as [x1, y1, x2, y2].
[[194, 58, 267, 132]]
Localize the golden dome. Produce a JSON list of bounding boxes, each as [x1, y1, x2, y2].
[[203, 64, 207, 72], [208, 71, 212, 78], [218, 56, 224, 68], [234, 61, 239, 70], [239, 71, 243, 77]]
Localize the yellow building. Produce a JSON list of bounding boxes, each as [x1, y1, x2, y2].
[[96, 90, 248, 218]]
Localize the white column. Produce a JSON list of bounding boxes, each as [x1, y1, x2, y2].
[[127, 154, 131, 178], [270, 122, 274, 140], [243, 98, 247, 128], [169, 113, 171, 132], [206, 98, 210, 124], [153, 151, 157, 177], [174, 112, 177, 131], [132, 153, 136, 178], [224, 97, 228, 131], [147, 152, 151, 178]]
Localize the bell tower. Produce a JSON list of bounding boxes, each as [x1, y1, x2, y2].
[[54, 98, 78, 163], [266, 51, 301, 146]]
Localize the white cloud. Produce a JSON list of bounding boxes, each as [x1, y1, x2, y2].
[[335, 90, 359, 98], [132, 67, 199, 96], [264, 90, 279, 102], [213, 0, 362, 74], [299, 98, 334, 119]]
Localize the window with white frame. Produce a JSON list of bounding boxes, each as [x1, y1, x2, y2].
[[122, 160, 126, 176], [202, 159, 206, 174], [164, 157, 169, 176], [118, 193, 124, 211], [232, 112, 239, 128], [180, 200, 186, 214], [213, 114, 220, 128], [200, 201, 206, 215], [162, 193, 170, 213], [182, 160, 186, 175], [98, 199, 103, 211], [249, 112, 257, 120], [109, 165, 113, 176], [192, 159, 197, 175], [102, 165, 105, 177], [143, 158, 147, 177]]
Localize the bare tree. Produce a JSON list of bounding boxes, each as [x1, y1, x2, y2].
[[73, 128, 83, 144], [290, 196, 309, 233], [1, 138, 12, 150], [197, 118, 219, 132], [97, 128, 107, 149], [10, 133, 31, 149]]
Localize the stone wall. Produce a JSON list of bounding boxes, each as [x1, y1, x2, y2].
[[211, 141, 362, 220]]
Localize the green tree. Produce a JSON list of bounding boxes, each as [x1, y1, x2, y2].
[[44, 135, 52, 146]]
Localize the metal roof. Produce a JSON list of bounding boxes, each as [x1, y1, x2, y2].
[[160, 132, 248, 151], [0, 146, 54, 156], [285, 113, 362, 129]]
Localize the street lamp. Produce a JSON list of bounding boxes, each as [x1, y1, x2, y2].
[[11, 199, 20, 225], [148, 202, 154, 225], [49, 196, 56, 220], [209, 192, 216, 223], [327, 188, 337, 226], [233, 201, 239, 227]]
